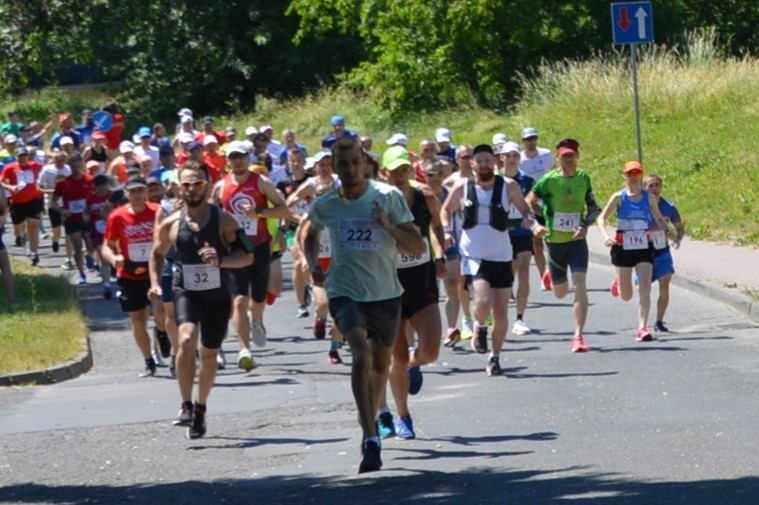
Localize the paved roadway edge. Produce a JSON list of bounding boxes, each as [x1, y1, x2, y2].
[[1, 252, 756, 387]]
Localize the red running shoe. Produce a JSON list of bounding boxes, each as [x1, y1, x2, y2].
[[572, 335, 589, 353], [610, 277, 620, 298], [541, 270, 552, 291]]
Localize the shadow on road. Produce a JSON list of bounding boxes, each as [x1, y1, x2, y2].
[[3, 468, 758, 504]]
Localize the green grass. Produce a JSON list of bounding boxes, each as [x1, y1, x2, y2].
[[0, 258, 87, 376]]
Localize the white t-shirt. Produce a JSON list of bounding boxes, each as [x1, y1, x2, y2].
[[520, 148, 554, 182], [458, 181, 513, 263], [133, 144, 160, 171], [37, 164, 72, 206]]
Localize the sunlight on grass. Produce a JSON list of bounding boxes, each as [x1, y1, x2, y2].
[[0, 259, 86, 375]]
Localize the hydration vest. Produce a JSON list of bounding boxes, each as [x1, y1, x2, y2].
[[461, 175, 510, 232]]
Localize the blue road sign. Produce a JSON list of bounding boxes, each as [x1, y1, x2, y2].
[[611, 2, 654, 45], [92, 111, 113, 133]]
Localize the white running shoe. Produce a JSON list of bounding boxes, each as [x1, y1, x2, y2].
[[512, 319, 532, 336], [251, 322, 267, 348], [237, 348, 256, 371], [216, 352, 226, 370]]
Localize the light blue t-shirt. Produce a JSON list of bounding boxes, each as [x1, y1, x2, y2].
[[308, 180, 414, 302]]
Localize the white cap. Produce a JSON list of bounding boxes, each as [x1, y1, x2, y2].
[[176, 133, 193, 144], [305, 157, 316, 171], [119, 140, 134, 153], [4, 134, 17, 143], [521, 127, 538, 139], [385, 133, 408, 146], [226, 140, 248, 156], [177, 107, 193, 117], [492, 133, 510, 145], [495, 141, 520, 155], [60, 136, 74, 146], [244, 126, 258, 136], [259, 124, 273, 133], [435, 127, 451, 143], [180, 115, 193, 124], [203, 135, 219, 146]]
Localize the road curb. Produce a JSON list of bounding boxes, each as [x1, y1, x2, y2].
[[589, 250, 759, 325], [0, 333, 93, 387]]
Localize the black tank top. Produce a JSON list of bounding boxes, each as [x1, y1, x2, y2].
[[89, 146, 108, 163], [409, 187, 431, 237], [172, 205, 229, 294]]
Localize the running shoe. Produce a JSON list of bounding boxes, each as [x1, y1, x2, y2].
[[265, 292, 277, 305], [571, 335, 589, 353], [358, 440, 382, 474], [251, 322, 267, 348], [155, 328, 171, 358], [140, 357, 157, 377], [296, 304, 309, 318], [395, 416, 416, 440], [103, 285, 113, 300], [442, 327, 461, 348], [216, 352, 226, 370], [541, 270, 552, 291], [187, 403, 207, 439], [237, 348, 255, 371], [327, 349, 343, 364], [51, 240, 59, 253], [512, 319, 531, 336], [152, 351, 166, 368], [408, 366, 423, 395], [461, 317, 474, 341], [376, 412, 395, 439], [313, 317, 327, 340], [610, 277, 620, 298], [76, 274, 87, 285], [472, 326, 488, 354], [173, 401, 193, 426], [486, 356, 503, 376], [653, 321, 669, 333], [636, 327, 653, 342], [62, 258, 74, 270], [31, 254, 39, 266], [85, 254, 95, 271]]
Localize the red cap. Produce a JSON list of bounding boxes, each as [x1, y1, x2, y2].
[[92, 131, 106, 141], [58, 113, 72, 122], [624, 160, 643, 174], [557, 146, 577, 157]]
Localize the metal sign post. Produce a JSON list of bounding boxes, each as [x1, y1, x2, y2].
[[611, 1, 654, 162]]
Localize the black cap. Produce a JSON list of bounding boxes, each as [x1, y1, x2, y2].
[[126, 161, 142, 173], [472, 144, 494, 156], [15, 145, 28, 156], [146, 176, 162, 186], [202, 116, 213, 125], [93, 174, 110, 186], [124, 176, 148, 190]]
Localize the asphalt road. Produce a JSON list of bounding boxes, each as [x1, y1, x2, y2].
[[1, 252, 758, 505]]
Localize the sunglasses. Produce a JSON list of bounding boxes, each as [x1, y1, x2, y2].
[[458, 155, 471, 160], [180, 180, 208, 190], [424, 171, 442, 177]]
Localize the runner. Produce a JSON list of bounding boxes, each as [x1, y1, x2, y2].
[[375, 145, 444, 439], [519, 127, 554, 288], [597, 161, 671, 341], [150, 161, 253, 439], [643, 173, 684, 332], [441, 144, 542, 375], [85, 174, 116, 299], [101, 175, 160, 376], [498, 141, 537, 335], [37, 151, 71, 259], [301, 136, 424, 473], [212, 141, 289, 371], [50, 153, 94, 285], [525, 138, 601, 353], [1, 145, 43, 266]]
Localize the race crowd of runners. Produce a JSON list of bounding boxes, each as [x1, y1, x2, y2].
[[0, 106, 685, 473]]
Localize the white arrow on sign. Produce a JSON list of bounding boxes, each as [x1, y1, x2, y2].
[[636, 7, 648, 39]]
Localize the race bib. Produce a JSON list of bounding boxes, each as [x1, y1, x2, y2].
[[236, 214, 258, 236], [553, 212, 580, 232], [651, 230, 667, 250], [128, 241, 152, 262], [95, 220, 106, 234], [18, 170, 35, 184], [397, 241, 431, 269], [622, 230, 648, 250], [337, 219, 382, 251], [182, 263, 221, 291], [508, 203, 523, 219], [318, 228, 332, 259], [68, 199, 86, 214]]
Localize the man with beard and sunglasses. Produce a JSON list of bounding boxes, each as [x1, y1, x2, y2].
[[149, 161, 253, 439], [441, 144, 543, 376]]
